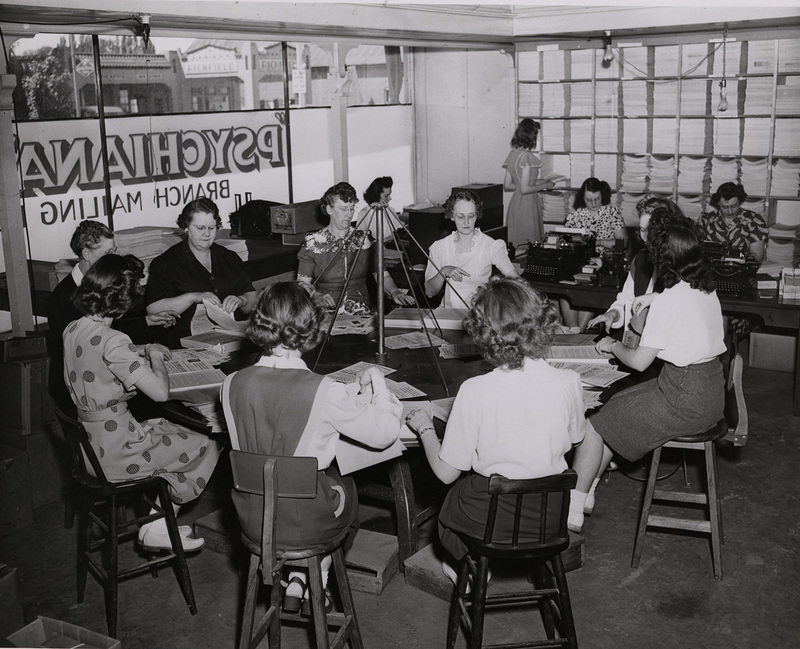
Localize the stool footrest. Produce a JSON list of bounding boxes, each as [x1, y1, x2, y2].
[[484, 589, 560, 608], [482, 638, 570, 648], [653, 489, 708, 504], [647, 515, 712, 533]]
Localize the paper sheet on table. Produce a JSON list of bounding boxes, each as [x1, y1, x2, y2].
[[431, 397, 456, 422], [190, 304, 215, 335], [551, 334, 598, 346], [168, 347, 229, 366], [335, 436, 406, 474], [326, 362, 395, 384], [438, 344, 482, 359], [329, 314, 376, 336], [385, 379, 426, 399], [385, 332, 448, 349], [548, 361, 629, 388], [546, 345, 610, 363], [203, 298, 249, 334]]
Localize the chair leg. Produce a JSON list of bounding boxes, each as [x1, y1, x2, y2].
[[532, 560, 556, 639], [160, 484, 197, 615], [446, 558, 470, 649], [76, 494, 91, 603], [705, 442, 723, 580], [238, 554, 261, 649], [268, 570, 282, 649], [469, 556, 490, 649], [632, 447, 662, 569], [550, 555, 578, 649], [307, 556, 331, 649], [105, 494, 119, 638], [331, 547, 363, 649]]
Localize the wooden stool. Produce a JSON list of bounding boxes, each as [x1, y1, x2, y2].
[[231, 451, 363, 649], [447, 470, 579, 649], [631, 424, 727, 579], [55, 409, 197, 637]]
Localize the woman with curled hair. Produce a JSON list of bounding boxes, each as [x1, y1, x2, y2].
[[146, 197, 257, 348], [569, 220, 726, 533], [560, 177, 626, 330], [406, 276, 587, 583], [221, 281, 402, 613], [425, 190, 518, 308], [63, 254, 221, 552], [503, 118, 555, 245], [355, 176, 406, 242], [700, 182, 767, 263]]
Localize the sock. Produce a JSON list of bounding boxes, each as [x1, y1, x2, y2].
[[320, 554, 332, 590], [285, 571, 306, 598], [568, 490, 587, 532], [585, 477, 601, 514]]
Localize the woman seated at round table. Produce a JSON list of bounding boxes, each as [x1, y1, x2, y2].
[[221, 281, 402, 612], [64, 254, 221, 551], [587, 196, 685, 335], [297, 182, 414, 315], [424, 189, 518, 309], [406, 276, 587, 584], [568, 218, 726, 533], [146, 198, 257, 349], [355, 176, 406, 243], [560, 177, 626, 331], [699, 182, 767, 263]]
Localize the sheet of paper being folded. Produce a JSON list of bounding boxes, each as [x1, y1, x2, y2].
[[335, 436, 406, 474], [203, 297, 250, 334], [399, 401, 433, 447], [431, 397, 456, 422], [548, 361, 629, 389], [385, 379, 426, 399]]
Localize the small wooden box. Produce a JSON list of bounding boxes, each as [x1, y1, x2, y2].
[[404, 534, 585, 602], [344, 529, 399, 594]]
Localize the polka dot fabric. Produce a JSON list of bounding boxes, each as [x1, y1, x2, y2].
[[63, 317, 221, 503]]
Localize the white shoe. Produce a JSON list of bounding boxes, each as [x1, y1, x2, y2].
[[567, 511, 584, 534], [584, 493, 595, 516], [139, 525, 204, 553], [178, 525, 193, 537], [442, 561, 491, 595]]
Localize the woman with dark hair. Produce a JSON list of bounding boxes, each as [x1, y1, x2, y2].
[[503, 118, 556, 246], [221, 281, 402, 612], [355, 176, 406, 242], [146, 197, 257, 348], [297, 182, 413, 315], [587, 197, 685, 334], [424, 190, 518, 308], [560, 177, 627, 330], [63, 254, 221, 552], [569, 220, 726, 532], [700, 182, 767, 263], [406, 276, 587, 584]]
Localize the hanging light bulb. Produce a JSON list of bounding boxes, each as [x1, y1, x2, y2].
[[602, 31, 614, 66], [718, 79, 729, 112]]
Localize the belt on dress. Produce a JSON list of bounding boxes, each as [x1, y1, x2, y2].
[[77, 402, 130, 424]]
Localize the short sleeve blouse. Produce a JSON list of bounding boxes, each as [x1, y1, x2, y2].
[[565, 205, 625, 240]]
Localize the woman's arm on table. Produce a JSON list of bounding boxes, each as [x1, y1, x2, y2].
[[596, 336, 659, 373], [380, 271, 415, 305], [131, 345, 173, 402], [406, 410, 461, 484]]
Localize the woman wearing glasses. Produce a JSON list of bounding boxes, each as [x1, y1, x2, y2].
[[424, 189, 518, 309], [297, 182, 413, 315], [146, 198, 257, 348]]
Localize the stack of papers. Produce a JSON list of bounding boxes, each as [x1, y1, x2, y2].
[[742, 118, 771, 156], [773, 120, 800, 158], [569, 154, 593, 188], [546, 344, 609, 363], [652, 118, 677, 154], [771, 160, 800, 197], [570, 121, 593, 154], [570, 49, 594, 80], [517, 51, 538, 81], [680, 79, 711, 116], [712, 41, 742, 77], [166, 356, 227, 396], [621, 81, 648, 116], [779, 40, 800, 73], [677, 157, 708, 194], [568, 83, 593, 117], [649, 156, 677, 193], [214, 234, 249, 262], [776, 75, 800, 115], [710, 158, 739, 192], [431, 397, 456, 422], [622, 120, 648, 155], [620, 154, 649, 192], [679, 119, 708, 155], [652, 82, 679, 116], [654, 45, 679, 77], [175, 387, 226, 433], [114, 226, 178, 270], [677, 196, 705, 222], [595, 119, 618, 153], [438, 343, 482, 359], [620, 46, 648, 79], [745, 77, 774, 115], [712, 118, 741, 156], [748, 40, 776, 75], [519, 84, 540, 116], [542, 192, 569, 225], [595, 82, 618, 117], [541, 120, 566, 152], [542, 84, 566, 116], [542, 51, 565, 81], [620, 193, 643, 228], [384, 307, 468, 331], [741, 159, 769, 197], [682, 43, 710, 77], [547, 360, 629, 388]]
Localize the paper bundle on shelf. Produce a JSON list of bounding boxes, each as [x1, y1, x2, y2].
[[741, 159, 769, 196], [744, 77, 774, 114], [773, 120, 800, 157], [780, 267, 800, 298], [649, 156, 676, 193], [621, 81, 647, 116], [570, 121, 592, 154], [214, 234, 249, 262], [748, 40, 776, 74], [654, 45, 679, 77], [742, 118, 771, 156], [712, 41, 742, 77], [542, 192, 569, 225], [620, 46, 648, 79], [777, 77, 800, 116], [519, 84, 540, 115], [710, 157, 739, 192], [652, 118, 677, 153], [677, 196, 704, 222], [570, 49, 594, 79], [680, 79, 710, 116], [518, 51, 539, 81], [620, 194, 643, 227], [682, 43, 711, 77], [542, 120, 565, 152], [677, 157, 707, 194], [542, 50, 565, 81], [114, 226, 180, 271], [620, 154, 649, 192], [569, 154, 593, 188], [679, 119, 707, 155], [542, 84, 566, 115], [596, 82, 618, 117], [622, 119, 648, 155], [712, 118, 741, 156], [771, 160, 800, 197], [652, 82, 679, 116], [766, 236, 800, 268], [595, 119, 618, 153], [568, 82, 593, 116]]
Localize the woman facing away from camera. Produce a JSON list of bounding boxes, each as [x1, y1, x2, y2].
[[569, 219, 726, 533], [221, 281, 403, 613], [406, 276, 587, 584]]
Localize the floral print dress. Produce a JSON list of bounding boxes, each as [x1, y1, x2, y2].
[[63, 317, 221, 504], [564, 205, 625, 240], [297, 226, 377, 315]]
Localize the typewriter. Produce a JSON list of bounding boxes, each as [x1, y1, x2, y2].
[[524, 229, 596, 282], [595, 249, 629, 289], [702, 242, 759, 297]]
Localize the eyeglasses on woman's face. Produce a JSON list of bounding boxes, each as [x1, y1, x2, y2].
[[190, 224, 219, 234]]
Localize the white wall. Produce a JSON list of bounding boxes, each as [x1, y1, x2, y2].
[[413, 48, 515, 206]]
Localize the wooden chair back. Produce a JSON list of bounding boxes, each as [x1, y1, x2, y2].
[[229, 450, 318, 585], [54, 407, 112, 488], [480, 469, 577, 558]]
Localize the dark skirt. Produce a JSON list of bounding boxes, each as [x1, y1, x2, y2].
[[438, 473, 561, 561], [590, 359, 724, 462]]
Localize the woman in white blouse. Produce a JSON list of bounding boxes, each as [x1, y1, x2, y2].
[[424, 190, 518, 309]]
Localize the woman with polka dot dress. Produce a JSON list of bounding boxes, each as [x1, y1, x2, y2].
[[63, 254, 221, 552]]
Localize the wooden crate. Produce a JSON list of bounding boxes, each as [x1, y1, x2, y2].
[[344, 529, 399, 594], [404, 534, 585, 602]]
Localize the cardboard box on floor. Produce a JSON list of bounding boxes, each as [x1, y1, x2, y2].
[[0, 562, 24, 639], [7, 616, 121, 649]]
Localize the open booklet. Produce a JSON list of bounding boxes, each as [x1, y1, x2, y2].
[[165, 355, 227, 395], [180, 298, 251, 353]]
